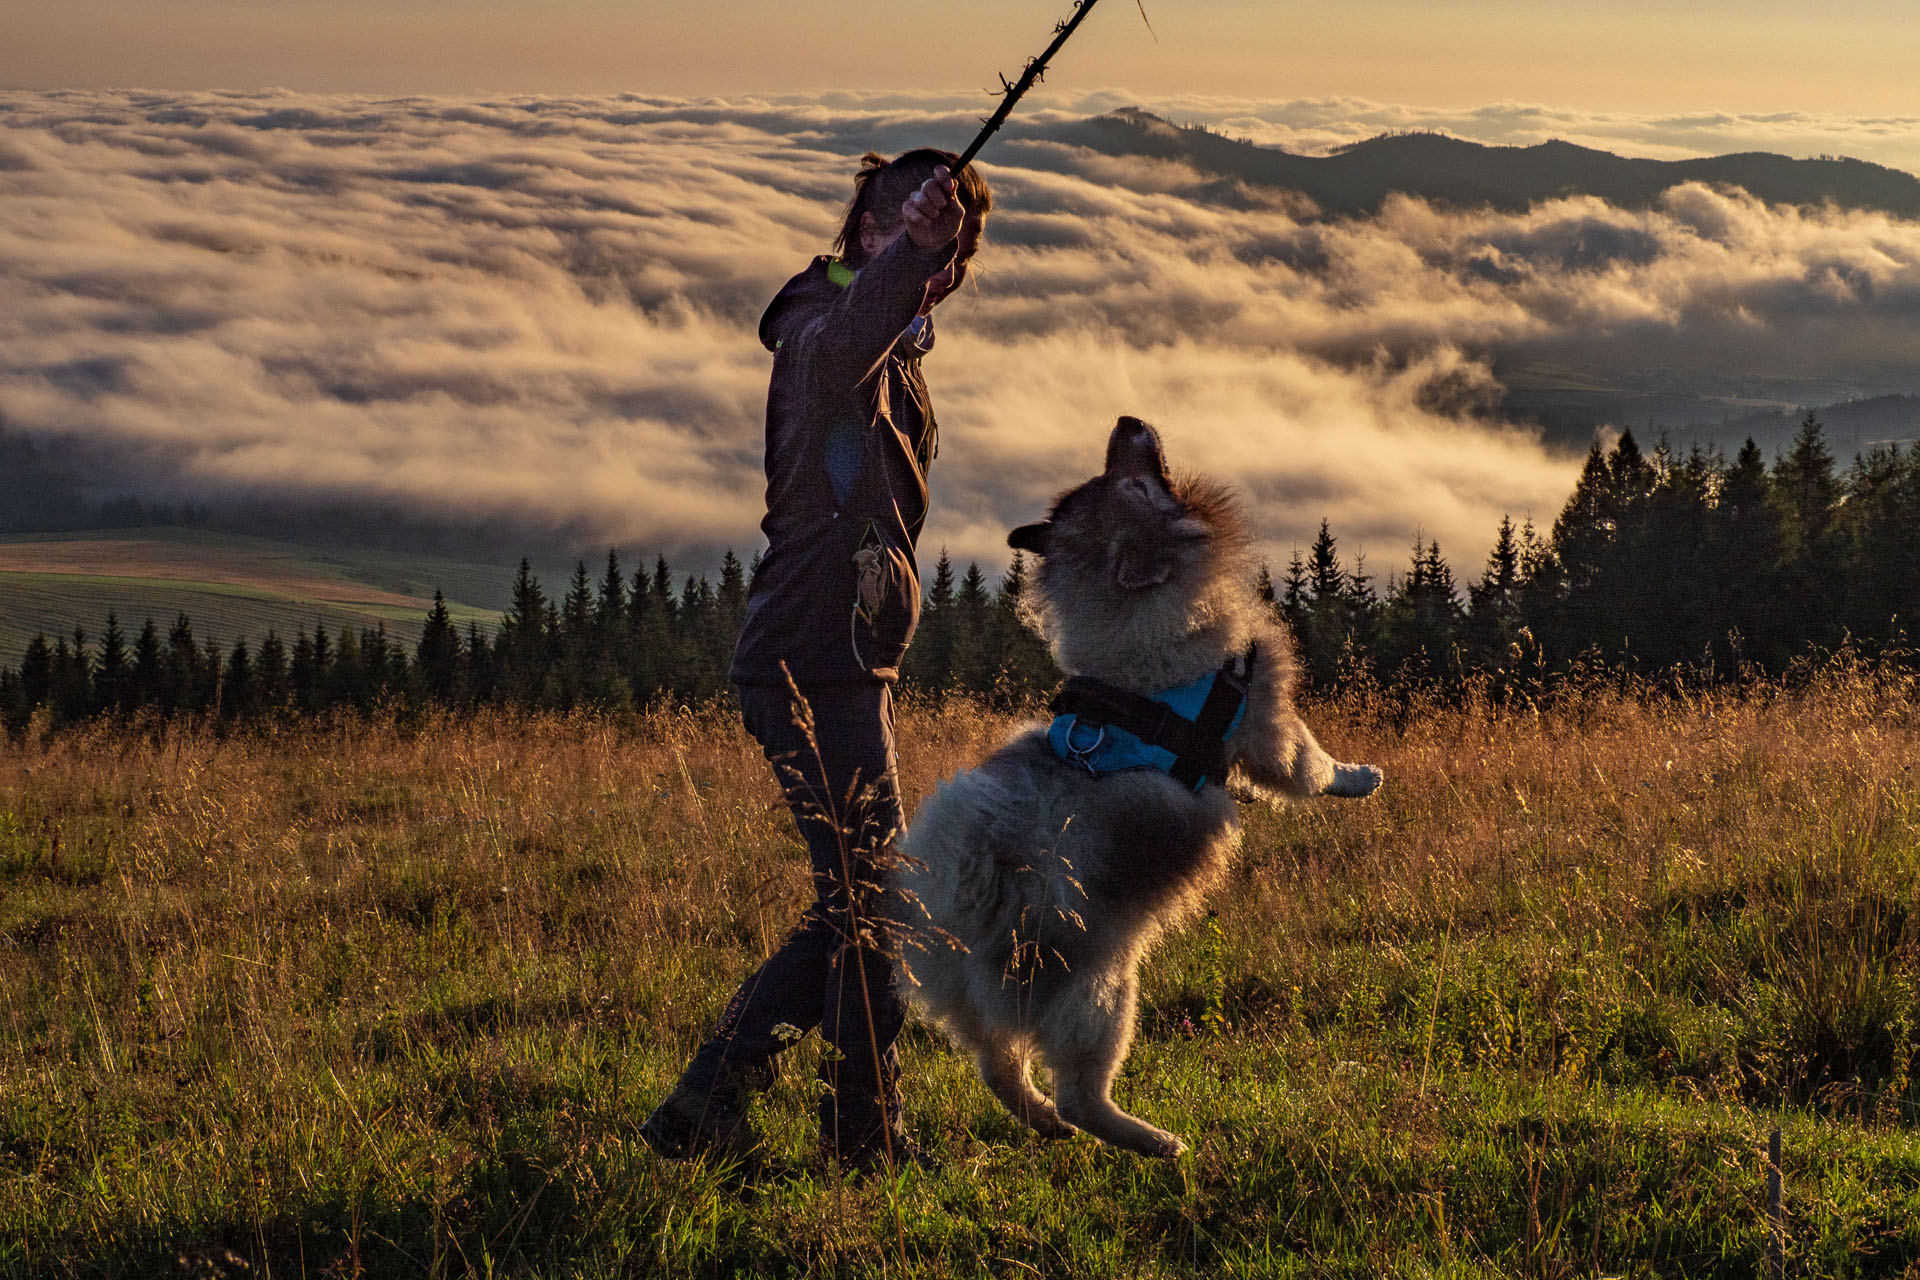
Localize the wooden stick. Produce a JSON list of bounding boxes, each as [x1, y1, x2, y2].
[[952, 0, 1108, 175]]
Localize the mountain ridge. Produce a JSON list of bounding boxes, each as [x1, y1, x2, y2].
[[1043, 109, 1920, 219]]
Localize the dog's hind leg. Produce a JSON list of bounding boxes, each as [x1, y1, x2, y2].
[[1040, 972, 1185, 1158], [977, 1035, 1075, 1140]]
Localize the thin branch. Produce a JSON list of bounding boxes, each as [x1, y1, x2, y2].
[[1136, 0, 1158, 43], [952, 0, 1118, 175]]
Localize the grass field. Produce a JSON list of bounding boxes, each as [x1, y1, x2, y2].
[[2, 672, 1918, 1277], [0, 528, 508, 664]]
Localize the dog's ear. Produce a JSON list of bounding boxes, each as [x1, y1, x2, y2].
[[1104, 416, 1172, 490], [1008, 521, 1052, 556]]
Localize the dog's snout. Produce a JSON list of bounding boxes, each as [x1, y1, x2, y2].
[[1104, 416, 1172, 491]]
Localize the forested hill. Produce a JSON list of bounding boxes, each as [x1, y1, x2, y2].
[[1045, 109, 1920, 219]]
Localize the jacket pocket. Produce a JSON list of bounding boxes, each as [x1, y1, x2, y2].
[[850, 519, 917, 673]]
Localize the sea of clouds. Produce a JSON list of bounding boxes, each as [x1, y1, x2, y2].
[[4, 89, 1920, 575]]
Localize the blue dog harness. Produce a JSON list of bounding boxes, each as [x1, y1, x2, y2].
[[1047, 645, 1257, 791]]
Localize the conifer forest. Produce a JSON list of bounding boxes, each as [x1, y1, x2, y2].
[[6, 414, 1915, 732]]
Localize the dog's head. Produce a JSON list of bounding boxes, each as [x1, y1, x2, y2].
[[1011, 416, 1246, 589], [1009, 417, 1254, 678]]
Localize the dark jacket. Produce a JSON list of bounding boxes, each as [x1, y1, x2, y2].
[[729, 232, 956, 687]]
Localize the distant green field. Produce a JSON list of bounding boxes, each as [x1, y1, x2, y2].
[[0, 528, 509, 664]]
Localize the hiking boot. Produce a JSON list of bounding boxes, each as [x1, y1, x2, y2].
[[640, 1073, 763, 1165], [820, 1086, 928, 1177], [828, 1127, 933, 1178]]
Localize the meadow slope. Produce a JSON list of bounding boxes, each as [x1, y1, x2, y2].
[[0, 528, 506, 664], [1, 672, 1917, 1277]]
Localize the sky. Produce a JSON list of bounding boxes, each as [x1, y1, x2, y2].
[[4, 3, 1919, 576], [8, 1, 1920, 124]]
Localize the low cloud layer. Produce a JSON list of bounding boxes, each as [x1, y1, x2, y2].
[[4, 90, 1920, 577]]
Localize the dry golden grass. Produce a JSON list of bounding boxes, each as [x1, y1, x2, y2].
[[2, 671, 1917, 1277]]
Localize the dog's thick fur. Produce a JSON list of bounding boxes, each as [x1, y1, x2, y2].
[[890, 417, 1381, 1158]]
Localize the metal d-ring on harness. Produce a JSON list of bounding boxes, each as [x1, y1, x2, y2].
[[1059, 720, 1108, 772], [1046, 644, 1257, 791]]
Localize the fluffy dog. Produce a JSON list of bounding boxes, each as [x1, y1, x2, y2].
[[890, 416, 1381, 1157]]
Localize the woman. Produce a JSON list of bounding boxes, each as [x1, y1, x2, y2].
[[643, 148, 992, 1172]]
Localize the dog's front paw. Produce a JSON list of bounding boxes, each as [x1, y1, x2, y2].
[[1327, 762, 1383, 799]]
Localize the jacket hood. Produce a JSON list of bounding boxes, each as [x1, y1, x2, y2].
[[757, 256, 846, 354]]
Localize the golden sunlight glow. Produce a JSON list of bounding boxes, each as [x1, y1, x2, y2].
[[6, 0, 1918, 119]]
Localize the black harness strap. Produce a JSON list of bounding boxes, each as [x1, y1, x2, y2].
[[1047, 643, 1258, 790], [1179, 643, 1255, 787]]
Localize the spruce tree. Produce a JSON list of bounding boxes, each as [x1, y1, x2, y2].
[[596, 550, 627, 637], [1307, 520, 1344, 603], [222, 640, 254, 721], [51, 634, 94, 727], [676, 575, 720, 699], [553, 560, 594, 705], [1379, 536, 1461, 684], [1698, 438, 1769, 661], [955, 562, 990, 696], [465, 622, 496, 707], [1280, 549, 1309, 641], [541, 601, 565, 705], [326, 626, 365, 711], [498, 559, 550, 707], [1514, 518, 1564, 663], [989, 552, 1058, 703], [1346, 548, 1380, 669], [192, 637, 223, 714], [563, 561, 594, 644], [1467, 515, 1524, 675], [652, 557, 677, 627], [625, 561, 659, 700], [289, 629, 317, 713], [0, 669, 24, 734], [255, 631, 290, 714], [386, 624, 412, 695], [1608, 430, 1654, 503], [1635, 441, 1719, 672], [1552, 439, 1617, 595], [648, 557, 681, 695], [717, 551, 747, 627], [906, 547, 958, 695], [1841, 443, 1920, 649], [97, 612, 129, 714], [1771, 412, 1843, 653], [308, 626, 333, 712], [361, 626, 392, 703], [417, 590, 460, 705], [131, 618, 163, 710], [57, 634, 84, 721], [1549, 431, 1658, 661], [1299, 520, 1350, 689], [19, 633, 52, 711], [706, 550, 748, 694], [165, 615, 199, 713]]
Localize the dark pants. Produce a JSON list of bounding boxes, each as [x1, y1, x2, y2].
[[677, 680, 907, 1147]]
